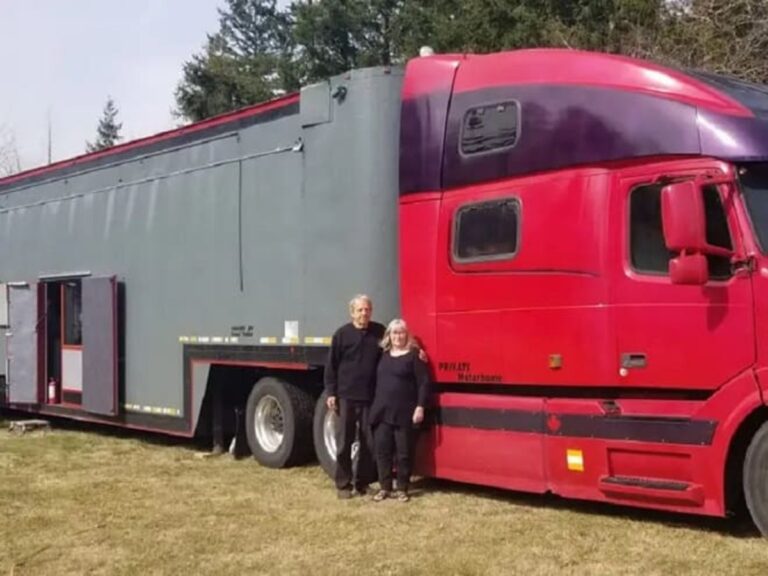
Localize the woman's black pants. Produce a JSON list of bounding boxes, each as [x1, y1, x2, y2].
[[373, 421, 414, 492]]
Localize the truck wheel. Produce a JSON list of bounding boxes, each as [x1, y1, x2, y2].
[[312, 392, 360, 479], [744, 420, 768, 536], [313, 392, 338, 478], [245, 377, 314, 468]]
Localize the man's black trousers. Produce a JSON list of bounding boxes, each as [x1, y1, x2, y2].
[[335, 399, 376, 491]]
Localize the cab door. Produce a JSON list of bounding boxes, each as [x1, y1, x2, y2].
[[611, 165, 754, 391]]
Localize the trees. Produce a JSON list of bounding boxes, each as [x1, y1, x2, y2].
[[176, 0, 768, 122], [0, 125, 22, 177], [291, 0, 410, 81], [176, 0, 425, 120], [86, 97, 123, 153], [659, 0, 768, 84], [175, 0, 298, 122]]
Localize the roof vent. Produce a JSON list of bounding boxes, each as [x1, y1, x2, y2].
[[419, 46, 435, 57]]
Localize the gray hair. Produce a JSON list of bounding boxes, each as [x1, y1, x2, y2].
[[380, 318, 416, 351], [348, 294, 372, 313]]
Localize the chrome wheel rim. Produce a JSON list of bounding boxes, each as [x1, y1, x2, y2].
[[254, 395, 284, 453], [323, 408, 338, 461]]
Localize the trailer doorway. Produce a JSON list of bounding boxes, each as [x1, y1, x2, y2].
[[42, 276, 119, 415], [44, 280, 83, 405]]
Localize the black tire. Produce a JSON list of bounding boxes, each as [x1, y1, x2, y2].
[[744, 420, 768, 536], [313, 392, 338, 478], [245, 377, 314, 468]]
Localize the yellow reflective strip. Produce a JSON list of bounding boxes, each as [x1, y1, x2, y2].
[[304, 337, 331, 345]]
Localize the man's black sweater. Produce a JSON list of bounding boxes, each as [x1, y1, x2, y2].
[[324, 321, 386, 402]]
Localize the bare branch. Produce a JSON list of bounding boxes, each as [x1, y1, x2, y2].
[[0, 124, 22, 177]]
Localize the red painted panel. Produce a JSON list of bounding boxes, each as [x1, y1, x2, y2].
[[543, 409, 717, 514], [401, 56, 462, 99], [433, 170, 616, 386], [418, 393, 546, 493], [452, 50, 750, 117], [400, 195, 441, 353], [610, 161, 755, 390]]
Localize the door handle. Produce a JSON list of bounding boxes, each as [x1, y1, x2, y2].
[[620, 353, 647, 369]]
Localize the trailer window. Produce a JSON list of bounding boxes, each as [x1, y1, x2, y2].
[[630, 184, 732, 278], [63, 281, 82, 346], [460, 101, 519, 155], [454, 198, 520, 261]]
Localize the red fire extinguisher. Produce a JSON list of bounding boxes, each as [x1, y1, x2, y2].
[[48, 378, 59, 404]]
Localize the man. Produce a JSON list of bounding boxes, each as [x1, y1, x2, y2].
[[325, 294, 384, 499]]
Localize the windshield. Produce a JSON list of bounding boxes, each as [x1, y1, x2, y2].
[[740, 163, 768, 252]]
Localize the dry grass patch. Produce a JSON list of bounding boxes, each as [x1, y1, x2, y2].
[[1, 417, 768, 575]]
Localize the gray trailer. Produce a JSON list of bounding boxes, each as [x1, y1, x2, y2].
[[0, 66, 403, 472]]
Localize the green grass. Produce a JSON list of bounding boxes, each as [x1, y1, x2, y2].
[[1, 416, 768, 576]]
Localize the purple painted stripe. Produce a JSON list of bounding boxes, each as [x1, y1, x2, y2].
[[400, 89, 454, 194], [401, 83, 768, 194], [698, 109, 768, 160], [442, 85, 701, 190]]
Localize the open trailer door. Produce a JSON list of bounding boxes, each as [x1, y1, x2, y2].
[[7, 283, 40, 404], [81, 276, 118, 416]]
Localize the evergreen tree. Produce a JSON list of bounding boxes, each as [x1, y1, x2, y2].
[[175, 0, 768, 123], [175, 0, 298, 122], [86, 97, 123, 153]]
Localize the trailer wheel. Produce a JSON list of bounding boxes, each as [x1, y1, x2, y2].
[[313, 392, 360, 479], [744, 420, 768, 536], [245, 377, 314, 468], [313, 392, 338, 478]]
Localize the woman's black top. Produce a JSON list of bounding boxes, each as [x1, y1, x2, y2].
[[370, 349, 430, 427]]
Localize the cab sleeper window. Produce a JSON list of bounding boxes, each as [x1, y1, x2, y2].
[[454, 198, 520, 262], [629, 183, 733, 279], [460, 101, 519, 155]]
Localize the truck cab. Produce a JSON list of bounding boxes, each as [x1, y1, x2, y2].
[[399, 50, 768, 534]]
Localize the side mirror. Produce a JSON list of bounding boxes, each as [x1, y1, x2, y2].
[[670, 253, 708, 285], [661, 180, 734, 285], [661, 181, 707, 252]]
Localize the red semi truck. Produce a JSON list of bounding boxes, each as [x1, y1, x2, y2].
[[399, 50, 768, 535], [3, 48, 768, 534]]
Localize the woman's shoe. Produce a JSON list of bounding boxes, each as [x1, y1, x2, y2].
[[372, 489, 390, 502]]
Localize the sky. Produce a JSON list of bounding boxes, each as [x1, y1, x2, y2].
[[0, 1, 288, 171]]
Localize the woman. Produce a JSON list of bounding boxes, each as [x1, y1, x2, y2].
[[369, 318, 430, 502]]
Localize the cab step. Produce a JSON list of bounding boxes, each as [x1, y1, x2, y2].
[[599, 475, 704, 506]]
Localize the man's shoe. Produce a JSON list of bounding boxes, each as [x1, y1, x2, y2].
[[337, 488, 352, 500], [351, 486, 369, 497]]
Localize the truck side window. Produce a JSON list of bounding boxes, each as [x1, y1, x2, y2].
[[454, 198, 519, 261], [702, 185, 733, 278], [630, 184, 672, 274], [460, 102, 519, 155], [630, 184, 733, 279]]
